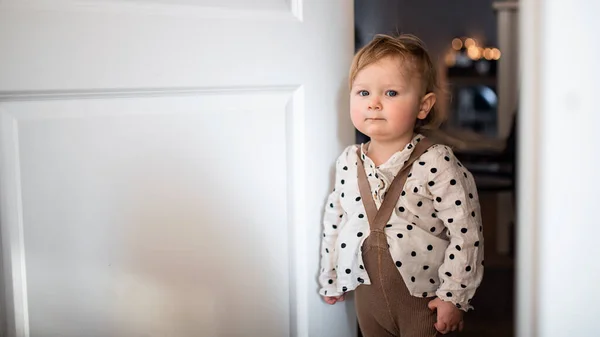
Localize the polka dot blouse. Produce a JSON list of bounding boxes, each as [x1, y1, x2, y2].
[[318, 134, 484, 311]]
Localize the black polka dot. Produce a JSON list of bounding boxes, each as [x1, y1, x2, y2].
[[357, 232, 363, 237], [474, 241, 480, 247], [323, 233, 326, 237], [450, 254, 455, 260], [432, 213, 437, 218], [343, 166, 348, 171], [407, 224, 413, 230], [480, 226, 483, 232], [430, 278, 435, 284], [397, 233, 403, 238], [358, 214, 364, 219], [339, 214, 343, 218], [458, 161, 463, 167], [455, 200, 462, 206], [345, 269, 351, 274], [469, 193, 474, 199], [413, 187, 419, 193], [436, 197, 442, 202], [333, 225, 337, 229], [341, 179, 345, 184], [430, 227, 436, 232], [386, 224, 392, 228], [456, 245, 462, 251], [444, 156, 450, 161], [446, 292, 453, 297], [401, 191, 406, 196], [357, 277, 364, 283], [408, 173, 412, 178], [341, 193, 345, 198], [466, 266, 472, 272], [342, 286, 347, 292], [411, 251, 417, 257], [423, 265, 429, 270], [396, 261, 402, 267], [461, 228, 468, 234], [419, 161, 425, 166], [423, 292, 428, 297], [408, 144, 413, 149], [456, 303, 462, 309], [482, 260, 485, 266], [450, 179, 457, 185], [445, 272, 452, 277], [431, 168, 438, 173], [359, 265, 364, 270], [324, 290, 327, 295], [428, 181, 435, 186], [399, 207, 405, 212], [325, 248, 329, 253], [448, 218, 454, 223], [427, 245, 433, 251], [411, 276, 416, 282], [416, 138, 421, 142], [472, 211, 476, 217], [341, 243, 346, 248], [417, 201, 423, 207], [356, 196, 361, 202], [464, 172, 468, 178], [328, 279, 333, 284], [461, 284, 467, 289], [330, 203, 334, 208]]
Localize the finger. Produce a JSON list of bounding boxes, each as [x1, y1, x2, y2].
[[427, 299, 437, 311], [434, 322, 447, 333], [459, 321, 465, 331], [324, 297, 336, 305]]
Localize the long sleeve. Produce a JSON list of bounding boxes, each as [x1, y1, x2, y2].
[[425, 146, 484, 311], [318, 147, 352, 297]]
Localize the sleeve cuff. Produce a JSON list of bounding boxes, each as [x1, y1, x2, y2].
[[435, 289, 474, 312]]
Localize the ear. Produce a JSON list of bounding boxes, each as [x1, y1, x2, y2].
[[417, 92, 436, 120]]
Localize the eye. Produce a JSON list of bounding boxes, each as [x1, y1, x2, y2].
[[357, 90, 369, 97], [386, 90, 398, 97]]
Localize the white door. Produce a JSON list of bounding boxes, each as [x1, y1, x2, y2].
[[0, 1, 356, 336], [519, 1, 600, 337]]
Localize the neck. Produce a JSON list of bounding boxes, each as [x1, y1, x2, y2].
[[367, 133, 415, 166]]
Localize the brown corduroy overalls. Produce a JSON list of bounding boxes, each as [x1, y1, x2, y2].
[[354, 138, 447, 337]]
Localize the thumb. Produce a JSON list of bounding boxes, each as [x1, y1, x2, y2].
[[427, 299, 437, 311]]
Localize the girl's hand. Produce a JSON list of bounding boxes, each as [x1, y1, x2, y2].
[[323, 295, 345, 305], [427, 297, 464, 334]]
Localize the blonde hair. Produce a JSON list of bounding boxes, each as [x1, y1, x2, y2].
[[349, 34, 446, 133]]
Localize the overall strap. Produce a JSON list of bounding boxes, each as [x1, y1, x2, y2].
[[356, 138, 434, 231]]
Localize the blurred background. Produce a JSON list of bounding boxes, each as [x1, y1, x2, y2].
[[355, 1, 518, 336]]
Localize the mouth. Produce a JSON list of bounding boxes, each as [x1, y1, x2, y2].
[[365, 118, 386, 121]]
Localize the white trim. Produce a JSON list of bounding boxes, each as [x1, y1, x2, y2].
[[517, 0, 541, 336], [0, 108, 30, 337]]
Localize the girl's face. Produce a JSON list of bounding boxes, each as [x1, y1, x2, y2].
[[350, 56, 435, 142]]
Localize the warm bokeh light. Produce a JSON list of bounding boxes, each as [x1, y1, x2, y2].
[[452, 38, 463, 50], [483, 48, 493, 60], [464, 38, 477, 48], [491, 48, 501, 60], [467, 46, 481, 60], [445, 50, 457, 66]]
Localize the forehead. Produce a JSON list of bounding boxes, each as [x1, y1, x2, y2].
[[354, 56, 417, 84]]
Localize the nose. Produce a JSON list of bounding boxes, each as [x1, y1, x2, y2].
[[368, 96, 382, 110]]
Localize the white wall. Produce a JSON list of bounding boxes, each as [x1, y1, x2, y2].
[[519, 1, 600, 336]]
